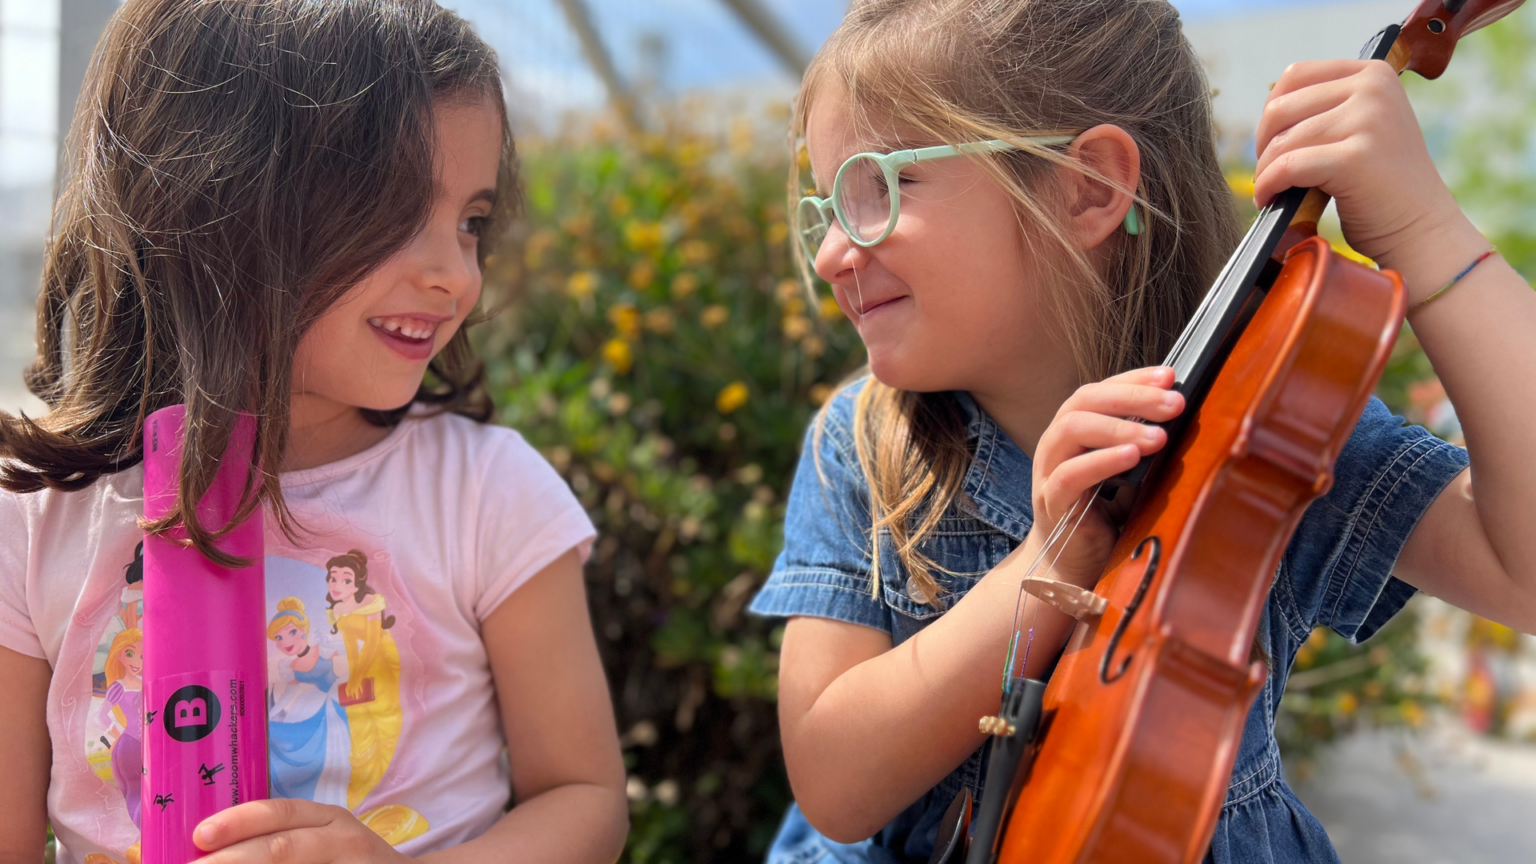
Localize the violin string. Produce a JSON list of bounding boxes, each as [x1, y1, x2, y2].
[[1021, 486, 1101, 672], [1001, 482, 1103, 690], [1001, 501, 1078, 687]]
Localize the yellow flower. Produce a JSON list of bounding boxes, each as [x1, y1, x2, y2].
[[775, 279, 802, 302], [680, 239, 714, 266], [524, 230, 557, 269], [609, 195, 633, 218], [818, 296, 844, 321], [1305, 628, 1328, 652], [560, 213, 593, 236], [701, 305, 729, 328], [644, 308, 675, 335], [602, 338, 633, 375], [730, 117, 755, 157], [671, 273, 699, 298], [782, 315, 812, 340], [567, 271, 598, 298], [678, 141, 708, 167], [1402, 702, 1426, 728], [766, 221, 789, 246], [1337, 692, 1358, 717], [802, 335, 826, 357], [609, 304, 640, 340], [1328, 240, 1375, 267], [624, 220, 665, 252], [1225, 171, 1255, 200], [809, 383, 833, 405], [717, 381, 749, 414], [628, 260, 656, 290]]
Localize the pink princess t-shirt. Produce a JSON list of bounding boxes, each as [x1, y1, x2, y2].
[[0, 411, 596, 863]]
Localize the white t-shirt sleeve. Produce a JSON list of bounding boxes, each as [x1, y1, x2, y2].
[[473, 431, 596, 621], [0, 493, 43, 659]]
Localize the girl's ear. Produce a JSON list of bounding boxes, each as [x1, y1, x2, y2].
[[1062, 124, 1142, 251]]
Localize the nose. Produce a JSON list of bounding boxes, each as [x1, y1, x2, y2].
[[812, 219, 873, 284], [403, 218, 479, 302]]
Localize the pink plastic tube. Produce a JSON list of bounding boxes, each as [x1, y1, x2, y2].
[[141, 405, 269, 862]]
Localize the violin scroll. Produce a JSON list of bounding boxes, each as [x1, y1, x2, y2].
[[1391, 0, 1525, 77]]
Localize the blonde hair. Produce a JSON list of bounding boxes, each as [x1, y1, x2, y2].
[[267, 597, 310, 640], [104, 628, 143, 685], [797, 0, 1241, 602]]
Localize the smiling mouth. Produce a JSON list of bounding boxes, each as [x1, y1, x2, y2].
[[369, 316, 439, 343], [855, 295, 906, 317]]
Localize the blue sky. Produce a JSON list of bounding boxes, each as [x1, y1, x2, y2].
[[450, 0, 1361, 114]]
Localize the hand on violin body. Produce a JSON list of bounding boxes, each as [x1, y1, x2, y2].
[[193, 799, 409, 864], [1025, 366, 1184, 587], [1253, 60, 1487, 295]]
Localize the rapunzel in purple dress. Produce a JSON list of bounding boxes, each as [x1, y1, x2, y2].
[[99, 681, 144, 829]]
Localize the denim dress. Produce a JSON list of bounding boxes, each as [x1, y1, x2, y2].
[[748, 380, 1469, 864]]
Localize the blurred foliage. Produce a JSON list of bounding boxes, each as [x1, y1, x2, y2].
[[1408, 12, 1536, 279], [478, 115, 864, 862], [1278, 613, 1431, 780]]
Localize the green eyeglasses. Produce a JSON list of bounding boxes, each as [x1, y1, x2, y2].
[[796, 135, 1140, 263]]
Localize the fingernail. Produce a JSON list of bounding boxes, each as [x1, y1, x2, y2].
[[1163, 392, 1180, 407], [1141, 426, 1161, 443], [196, 822, 217, 846], [1122, 444, 1140, 457]]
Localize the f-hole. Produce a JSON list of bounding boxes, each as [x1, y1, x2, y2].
[[1100, 536, 1161, 684]]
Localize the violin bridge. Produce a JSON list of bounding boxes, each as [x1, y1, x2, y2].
[[978, 715, 1016, 737], [1022, 577, 1108, 620]]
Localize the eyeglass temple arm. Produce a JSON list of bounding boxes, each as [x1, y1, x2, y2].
[[903, 136, 1079, 164]]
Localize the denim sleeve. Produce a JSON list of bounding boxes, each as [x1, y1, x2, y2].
[[1278, 396, 1469, 643], [748, 385, 890, 634]]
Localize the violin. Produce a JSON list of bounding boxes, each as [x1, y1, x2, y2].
[[926, 2, 1527, 862]]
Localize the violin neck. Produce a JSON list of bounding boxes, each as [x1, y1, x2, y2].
[[1108, 23, 1409, 491]]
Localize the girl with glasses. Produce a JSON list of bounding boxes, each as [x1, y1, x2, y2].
[[749, 1, 1536, 862]]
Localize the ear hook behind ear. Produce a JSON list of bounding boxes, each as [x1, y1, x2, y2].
[[1123, 205, 1143, 236]]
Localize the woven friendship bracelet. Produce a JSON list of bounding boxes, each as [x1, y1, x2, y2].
[[1407, 247, 1498, 317]]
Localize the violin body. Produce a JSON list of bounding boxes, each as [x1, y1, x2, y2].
[[997, 237, 1402, 864]]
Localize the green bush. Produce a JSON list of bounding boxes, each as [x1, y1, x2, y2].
[[479, 118, 865, 862]]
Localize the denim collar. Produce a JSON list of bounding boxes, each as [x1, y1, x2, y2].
[[954, 391, 1035, 541]]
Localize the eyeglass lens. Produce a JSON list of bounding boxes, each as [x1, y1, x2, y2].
[[836, 155, 894, 245], [797, 198, 829, 260]]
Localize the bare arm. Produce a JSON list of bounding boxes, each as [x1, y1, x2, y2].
[[1255, 61, 1536, 630], [1389, 245, 1536, 627], [780, 553, 1072, 843], [420, 548, 628, 864], [0, 645, 51, 864]]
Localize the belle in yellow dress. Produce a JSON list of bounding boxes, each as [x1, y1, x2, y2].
[[324, 550, 403, 811]]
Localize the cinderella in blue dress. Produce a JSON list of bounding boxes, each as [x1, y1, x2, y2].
[[268, 604, 353, 807]]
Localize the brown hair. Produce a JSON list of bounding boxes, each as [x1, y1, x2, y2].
[[0, 0, 518, 564], [326, 549, 395, 631], [796, 0, 1242, 601]]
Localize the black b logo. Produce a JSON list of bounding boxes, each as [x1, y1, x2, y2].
[[163, 685, 221, 743]]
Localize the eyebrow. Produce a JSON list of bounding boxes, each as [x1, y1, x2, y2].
[[467, 188, 497, 208]]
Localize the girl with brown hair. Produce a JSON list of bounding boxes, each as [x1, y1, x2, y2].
[[749, 0, 1536, 861], [0, 1, 625, 862]]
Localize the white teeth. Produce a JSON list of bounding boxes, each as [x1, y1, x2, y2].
[[369, 316, 436, 341]]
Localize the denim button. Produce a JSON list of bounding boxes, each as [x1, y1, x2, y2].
[[905, 576, 928, 605]]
